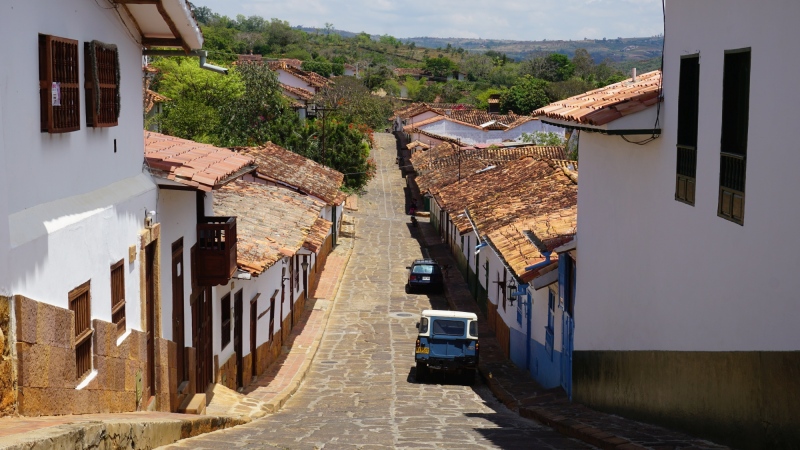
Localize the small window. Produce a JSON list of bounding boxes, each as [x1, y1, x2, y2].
[[676, 55, 700, 205], [468, 321, 477, 337], [269, 291, 277, 340], [294, 256, 300, 289], [418, 317, 429, 334], [221, 293, 231, 348], [718, 48, 750, 225], [110, 259, 126, 337], [69, 281, 93, 379], [546, 289, 555, 360], [432, 319, 466, 336], [39, 34, 80, 133], [84, 40, 120, 127]]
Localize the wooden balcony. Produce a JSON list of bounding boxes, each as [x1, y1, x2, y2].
[[197, 216, 237, 286]]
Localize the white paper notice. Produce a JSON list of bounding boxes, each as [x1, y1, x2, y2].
[[51, 82, 61, 106]]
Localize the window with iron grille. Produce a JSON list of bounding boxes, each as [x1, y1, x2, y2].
[[294, 255, 299, 289], [676, 55, 700, 205], [221, 293, 231, 348], [718, 49, 750, 225], [69, 281, 93, 379], [84, 41, 120, 127], [110, 259, 126, 337], [269, 291, 277, 340], [39, 34, 80, 133], [546, 288, 555, 360]]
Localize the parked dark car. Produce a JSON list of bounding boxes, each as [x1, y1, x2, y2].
[[405, 259, 444, 293]]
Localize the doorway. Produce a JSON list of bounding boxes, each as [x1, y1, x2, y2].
[[145, 242, 156, 400], [234, 289, 243, 389], [172, 238, 185, 383]]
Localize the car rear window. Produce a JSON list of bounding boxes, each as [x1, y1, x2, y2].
[[432, 319, 465, 336], [411, 264, 436, 274]]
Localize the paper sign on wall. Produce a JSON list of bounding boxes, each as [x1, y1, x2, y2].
[[51, 82, 61, 106]]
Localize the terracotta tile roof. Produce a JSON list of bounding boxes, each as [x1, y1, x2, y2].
[[269, 61, 330, 88], [533, 70, 662, 126], [485, 206, 577, 283], [390, 103, 439, 121], [427, 103, 475, 110], [406, 140, 430, 150], [212, 180, 326, 275], [412, 128, 464, 146], [144, 132, 256, 191], [232, 54, 263, 65], [144, 89, 170, 114], [402, 115, 446, 132], [280, 83, 315, 101], [413, 144, 565, 199], [305, 217, 332, 253], [437, 158, 577, 237], [333, 191, 348, 206], [394, 68, 426, 77], [237, 142, 344, 205]]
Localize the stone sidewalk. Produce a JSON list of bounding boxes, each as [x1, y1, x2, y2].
[[413, 217, 728, 450]]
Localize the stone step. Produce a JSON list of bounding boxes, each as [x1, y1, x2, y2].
[[179, 393, 207, 415]]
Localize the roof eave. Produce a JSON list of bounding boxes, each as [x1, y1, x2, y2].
[[541, 117, 661, 136]]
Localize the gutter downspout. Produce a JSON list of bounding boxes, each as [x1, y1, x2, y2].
[[142, 49, 228, 75], [524, 251, 553, 272]]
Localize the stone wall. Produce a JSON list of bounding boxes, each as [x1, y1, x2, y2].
[[13, 295, 179, 416], [573, 350, 800, 449], [0, 296, 17, 416]]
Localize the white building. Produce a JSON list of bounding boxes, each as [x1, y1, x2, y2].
[[0, 0, 203, 416], [534, 1, 800, 446]]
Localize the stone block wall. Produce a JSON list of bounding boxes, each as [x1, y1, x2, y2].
[[217, 353, 237, 391], [0, 296, 17, 416], [12, 295, 180, 416]]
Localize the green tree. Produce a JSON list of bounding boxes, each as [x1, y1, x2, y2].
[[521, 131, 565, 146], [314, 76, 394, 129], [572, 48, 594, 80], [215, 62, 300, 147], [424, 56, 457, 78], [500, 75, 550, 114], [461, 53, 494, 81]]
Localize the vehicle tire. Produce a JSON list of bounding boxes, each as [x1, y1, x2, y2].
[[462, 369, 476, 385], [405, 284, 411, 294], [415, 362, 428, 382]]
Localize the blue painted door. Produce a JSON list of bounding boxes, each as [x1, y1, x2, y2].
[[560, 313, 574, 399]]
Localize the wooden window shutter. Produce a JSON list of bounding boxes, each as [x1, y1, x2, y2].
[[69, 281, 93, 379], [84, 41, 120, 127], [39, 34, 80, 133], [110, 259, 126, 337]]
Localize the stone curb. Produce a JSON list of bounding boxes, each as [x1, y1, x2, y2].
[[0, 415, 245, 450]]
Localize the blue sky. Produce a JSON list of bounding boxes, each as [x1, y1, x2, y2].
[[190, 0, 664, 41]]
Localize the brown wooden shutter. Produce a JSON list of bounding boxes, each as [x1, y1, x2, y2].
[[110, 259, 126, 337], [39, 34, 80, 133], [69, 281, 93, 379], [84, 41, 120, 127]]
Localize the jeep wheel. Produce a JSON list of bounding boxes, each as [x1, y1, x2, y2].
[[415, 362, 428, 382]]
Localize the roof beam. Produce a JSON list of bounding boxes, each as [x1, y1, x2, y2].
[[142, 37, 184, 48], [154, 0, 191, 53]]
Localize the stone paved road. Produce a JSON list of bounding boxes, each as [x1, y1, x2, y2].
[[161, 133, 593, 449]]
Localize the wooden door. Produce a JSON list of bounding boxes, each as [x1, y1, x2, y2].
[[234, 289, 243, 389], [191, 288, 213, 393], [172, 238, 185, 383], [250, 296, 257, 378], [145, 242, 156, 399]]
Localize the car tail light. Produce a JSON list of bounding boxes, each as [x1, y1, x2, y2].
[[475, 341, 479, 352], [416, 338, 420, 347]]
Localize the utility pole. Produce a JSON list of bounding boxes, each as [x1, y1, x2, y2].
[[316, 106, 338, 164]]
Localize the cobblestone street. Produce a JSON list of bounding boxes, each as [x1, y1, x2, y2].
[[160, 134, 592, 449]]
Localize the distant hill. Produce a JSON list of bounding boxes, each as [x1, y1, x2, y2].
[[293, 26, 662, 66], [399, 35, 663, 63]]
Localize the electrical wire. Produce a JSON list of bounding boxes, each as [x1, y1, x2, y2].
[[620, 0, 666, 146]]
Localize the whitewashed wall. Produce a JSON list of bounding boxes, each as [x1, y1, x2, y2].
[[0, 1, 147, 213], [156, 189, 197, 344], [418, 119, 564, 145], [576, 0, 800, 352]]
